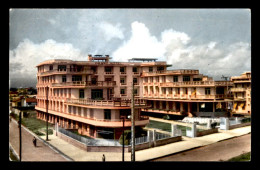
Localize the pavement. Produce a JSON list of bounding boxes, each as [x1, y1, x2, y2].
[[151, 134, 251, 161], [9, 116, 251, 162], [9, 118, 71, 161], [38, 125, 251, 162]]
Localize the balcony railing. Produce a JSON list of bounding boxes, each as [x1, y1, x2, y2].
[[38, 69, 94, 76], [160, 81, 233, 87], [144, 94, 233, 100], [142, 69, 199, 76], [104, 72, 114, 75], [230, 88, 247, 92], [52, 81, 116, 87], [65, 98, 149, 107], [35, 106, 149, 127]]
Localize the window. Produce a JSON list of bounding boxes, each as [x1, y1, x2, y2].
[[120, 89, 125, 94], [184, 88, 188, 94], [120, 67, 125, 73], [62, 75, 66, 82], [177, 88, 180, 94], [173, 76, 178, 82], [105, 77, 112, 81], [72, 75, 82, 81], [79, 89, 84, 98], [134, 88, 138, 95], [149, 67, 153, 72], [183, 76, 190, 82], [205, 88, 211, 95], [104, 109, 111, 120], [105, 67, 112, 72], [193, 78, 202, 81], [49, 65, 53, 70], [157, 66, 164, 71], [133, 78, 138, 84], [132, 67, 138, 72], [120, 77, 125, 84], [58, 65, 66, 71]]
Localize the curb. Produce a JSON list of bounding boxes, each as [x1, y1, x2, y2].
[[10, 117, 73, 161], [9, 143, 20, 161]]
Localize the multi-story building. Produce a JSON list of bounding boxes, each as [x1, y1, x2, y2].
[[35, 55, 158, 139], [230, 72, 251, 115], [35, 55, 234, 139], [141, 69, 234, 118]]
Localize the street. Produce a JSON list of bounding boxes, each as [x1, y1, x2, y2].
[[151, 134, 251, 161], [9, 118, 69, 161]]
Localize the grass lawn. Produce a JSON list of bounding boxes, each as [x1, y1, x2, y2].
[[227, 152, 251, 161], [9, 148, 19, 161], [145, 120, 172, 132], [10, 111, 53, 136]]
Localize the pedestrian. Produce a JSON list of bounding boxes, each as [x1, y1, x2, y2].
[[33, 137, 37, 147], [102, 154, 105, 162]]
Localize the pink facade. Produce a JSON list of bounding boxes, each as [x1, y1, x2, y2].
[[35, 55, 249, 139]]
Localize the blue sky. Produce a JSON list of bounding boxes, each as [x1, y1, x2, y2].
[[9, 9, 251, 88]]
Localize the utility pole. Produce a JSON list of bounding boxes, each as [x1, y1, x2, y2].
[[121, 115, 125, 162], [131, 81, 135, 162], [46, 86, 49, 141], [19, 111, 22, 162]]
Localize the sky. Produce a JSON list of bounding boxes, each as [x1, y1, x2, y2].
[[9, 8, 251, 88]]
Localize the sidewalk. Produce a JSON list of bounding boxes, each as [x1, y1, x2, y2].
[[39, 125, 251, 161], [9, 118, 70, 161]]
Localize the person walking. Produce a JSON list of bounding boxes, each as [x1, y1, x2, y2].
[[33, 137, 37, 147], [102, 154, 105, 162]]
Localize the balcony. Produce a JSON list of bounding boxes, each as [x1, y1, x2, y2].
[[52, 81, 116, 88], [104, 72, 114, 75], [160, 81, 233, 87], [35, 106, 149, 127], [141, 69, 199, 77], [38, 69, 94, 76], [230, 88, 247, 92], [65, 98, 149, 109]]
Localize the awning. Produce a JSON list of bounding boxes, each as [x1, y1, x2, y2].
[[240, 103, 245, 108]]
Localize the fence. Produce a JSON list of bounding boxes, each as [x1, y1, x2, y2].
[[134, 136, 148, 145], [58, 127, 121, 146], [156, 133, 171, 140], [220, 117, 251, 130]]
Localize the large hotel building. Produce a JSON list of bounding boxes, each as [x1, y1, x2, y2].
[[35, 55, 249, 140]]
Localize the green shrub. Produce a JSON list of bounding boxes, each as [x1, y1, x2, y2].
[[228, 152, 250, 161], [163, 115, 170, 120], [119, 130, 131, 145]]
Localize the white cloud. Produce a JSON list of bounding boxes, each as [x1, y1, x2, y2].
[[112, 21, 165, 61], [9, 39, 86, 79], [96, 21, 124, 41], [112, 21, 251, 79]]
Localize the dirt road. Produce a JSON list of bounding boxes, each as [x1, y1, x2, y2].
[[151, 134, 251, 161]]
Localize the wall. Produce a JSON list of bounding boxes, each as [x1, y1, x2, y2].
[[128, 136, 182, 152], [196, 128, 218, 137], [56, 130, 129, 152], [229, 122, 251, 130]]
